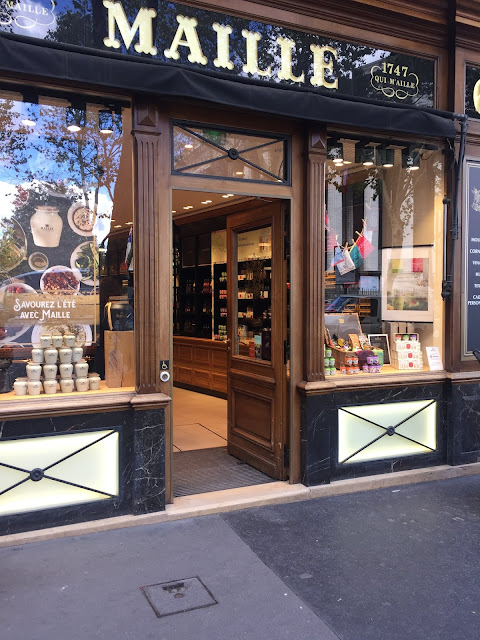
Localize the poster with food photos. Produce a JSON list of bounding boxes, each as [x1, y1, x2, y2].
[[0, 194, 101, 348]]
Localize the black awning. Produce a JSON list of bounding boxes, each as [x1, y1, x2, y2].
[[0, 35, 457, 139]]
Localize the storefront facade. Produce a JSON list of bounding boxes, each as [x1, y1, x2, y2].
[[0, 0, 479, 535]]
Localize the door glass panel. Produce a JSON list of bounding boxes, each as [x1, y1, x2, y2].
[[235, 225, 272, 360]]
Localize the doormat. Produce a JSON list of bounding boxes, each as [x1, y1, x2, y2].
[[173, 447, 274, 497]]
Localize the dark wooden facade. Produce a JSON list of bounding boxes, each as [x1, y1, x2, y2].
[[2, 0, 480, 533]]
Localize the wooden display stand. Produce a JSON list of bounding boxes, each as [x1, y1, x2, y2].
[[105, 330, 135, 388]]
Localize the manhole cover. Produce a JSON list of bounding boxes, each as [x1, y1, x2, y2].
[[140, 577, 217, 618]]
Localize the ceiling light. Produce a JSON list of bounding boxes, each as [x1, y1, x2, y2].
[[376, 146, 395, 168], [222, 195, 229, 198], [201, 200, 212, 204], [402, 145, 421, 171], [99, 109, 114, 134], [21, 91, 39, 127], [227, 193, 234, 197], [343, 160, 352, 165], [66, 105, 85, 132], [171, 210, 176, 213], [355, 143, 375, 166], [184, 144, 193, 149], [328, 140, 344, 164], [114, 224, 122, 228], [235, 171, 244, 175], [183, 205, 193, 210], [126, 221, 133, 225]]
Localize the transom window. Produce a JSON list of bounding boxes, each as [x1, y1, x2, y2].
[[172, 122, 289, 184]]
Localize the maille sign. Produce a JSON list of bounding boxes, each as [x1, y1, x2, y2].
[[0, 0, 435, 106]]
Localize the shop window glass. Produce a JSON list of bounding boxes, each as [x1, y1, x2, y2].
[[0, 88, 134, 397], [172, 123, 288, 183], [324, 133, 444, 377]]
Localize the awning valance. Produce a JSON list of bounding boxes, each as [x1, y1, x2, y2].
[[0, 35, 457, 139]]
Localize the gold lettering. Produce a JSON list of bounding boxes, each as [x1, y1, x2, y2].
[[277, 37, 304, 83], [310, 45, 338, 89], [164, 15, 207, 65], [474, 79, 480, 114], [103, 0, 157, 56], [212, 23, 233, 70], [241, 29, 271, 77]]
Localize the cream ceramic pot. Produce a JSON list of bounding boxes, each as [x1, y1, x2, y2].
[[59, 363, 73, 379], [44, 348, 58, 364], [27, 380, 42, 395], [64, 333, 76, 347], [75, 377, 89, 392], [58, 347, 72, 364], [30, 206, 63, 248], [31, 348, 44, 363], [89, 376, 101, 391], [71, 346, 83, 363], [13, 380, 28, 396], [52, 334, 63, 348], [43, 364, 57, 380], [43, 379, 57, 394], [26, 363, 42, 380], [60, 378, 74, 393], [40, 334, 51, 348], [75, 361, 88, 377]]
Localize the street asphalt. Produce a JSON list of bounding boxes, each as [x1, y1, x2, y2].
[[1, 475, 480, 639]]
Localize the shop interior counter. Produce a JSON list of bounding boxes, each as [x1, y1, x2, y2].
[[173, 335, 227, 395]]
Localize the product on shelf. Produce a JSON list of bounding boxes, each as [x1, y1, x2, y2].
[[14, 333, 95, 395], [390, 333, 423, 370]]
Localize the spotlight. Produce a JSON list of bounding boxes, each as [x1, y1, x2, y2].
[[402, 145, 421, 171], [355, 143, 375, 166], [21, 91, 39, 127], [99, 110, 114, 134], [377, 146, 395, 168], [328, 140, 344, 164], [66, 104, 86, 132]]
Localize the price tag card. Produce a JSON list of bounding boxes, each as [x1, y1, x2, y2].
[[426, 346, 443, 371]]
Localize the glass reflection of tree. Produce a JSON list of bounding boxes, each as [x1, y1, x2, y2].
[[0, 99, 123, 228]]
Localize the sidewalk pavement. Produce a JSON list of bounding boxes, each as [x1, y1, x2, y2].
[[1, 475, 480, 640]]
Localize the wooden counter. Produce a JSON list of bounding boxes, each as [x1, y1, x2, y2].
[[173, 336, 227, 395]]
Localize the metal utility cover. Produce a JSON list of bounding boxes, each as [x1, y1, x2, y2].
[[141, 577, 217, 618]]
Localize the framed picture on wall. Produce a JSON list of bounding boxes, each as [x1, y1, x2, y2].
[[381, 246, 434, 322]]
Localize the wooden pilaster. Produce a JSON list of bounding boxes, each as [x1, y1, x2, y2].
[[132, 103, 171, 393], [305, 130, 327, 382]]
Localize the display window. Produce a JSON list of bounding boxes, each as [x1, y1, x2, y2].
[[324, 132, 444, 377], [0, 87, 134, 397]]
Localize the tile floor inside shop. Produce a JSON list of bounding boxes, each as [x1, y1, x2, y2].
[[172, 387, 227, 451]]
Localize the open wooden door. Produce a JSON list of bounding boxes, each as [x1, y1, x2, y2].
[[226, 202, 288, 480]]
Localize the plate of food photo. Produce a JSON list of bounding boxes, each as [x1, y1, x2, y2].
[[0, 218, 27, 273], [70, 241, 99, 286], [0, 280, 37, 343], [67, 203, 96, 236], [40, 265, 81, 295]]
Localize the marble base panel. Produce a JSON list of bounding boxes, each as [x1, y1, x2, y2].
[[0, 408, 166, 536], [449, 381, 480, 465], [301, 384, 447, 486]]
